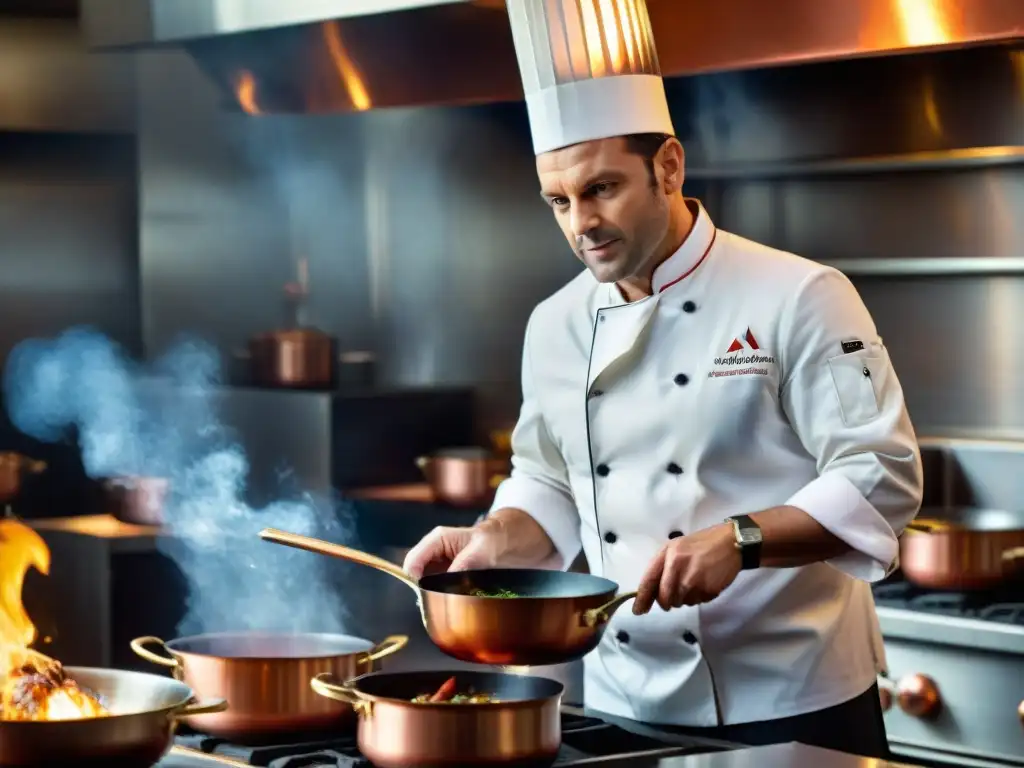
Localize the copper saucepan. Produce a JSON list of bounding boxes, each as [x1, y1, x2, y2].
[[0, 666, 225, 767], [900, 507, 1024, 590], [130, 631, 408, 740], [310, 669, 563, 768], [415, 447, 508, 508], [259, 529, 636, 666]]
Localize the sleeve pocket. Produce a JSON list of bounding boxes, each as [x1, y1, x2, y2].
[[828, 353, 882, 427]]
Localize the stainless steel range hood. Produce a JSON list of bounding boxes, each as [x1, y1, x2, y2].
[[80, 0, 1023, 115]]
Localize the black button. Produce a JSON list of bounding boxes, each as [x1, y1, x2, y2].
[[673, 373, 689, 386], [603, 531, 617, 544], [862, 367, 871, 377], [668, 530, 683, 539], [590, 389, 604, 398], [595, 464, 610, 477], [599, 314, 607, 322], [683, 301, 697, 313], [682, 631, 698, 645], [615, 630, 630, 643], [666, 462, 683, 475]]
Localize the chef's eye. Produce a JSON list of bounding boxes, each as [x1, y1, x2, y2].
[[589, 182, 615, 197], [550, 196, 569, 209]]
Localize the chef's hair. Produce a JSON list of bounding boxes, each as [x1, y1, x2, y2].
[[624, 133, 675, 186]]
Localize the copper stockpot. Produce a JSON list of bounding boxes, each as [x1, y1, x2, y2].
[[105, 476, 168, 526], [899, 507, 1024, 590], [416, 447, 509, 508], [259, 530, 636, 666], [311, 669, 563, 768], [130, 631, 407, 740], [247, 328, 338, 389], [0, 452, 46, 503], [0, 666, 226, 768]]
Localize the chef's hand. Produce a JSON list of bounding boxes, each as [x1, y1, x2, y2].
[[402, 524, 501, 579], [633, 523, 741, 614]]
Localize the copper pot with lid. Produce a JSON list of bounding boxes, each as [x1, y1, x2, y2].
[[0, 452, 47, 504]]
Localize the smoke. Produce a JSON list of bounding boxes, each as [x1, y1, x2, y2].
[[3, 327, 353, 636]]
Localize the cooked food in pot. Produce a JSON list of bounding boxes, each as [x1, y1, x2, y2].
[[0, 654, 109, 721], [411, 676, 499, 704], [469, 588, 520, 598]]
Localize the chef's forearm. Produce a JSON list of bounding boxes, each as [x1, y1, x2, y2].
[[479, 507, 557, 563], [749, 505, 851, 567]]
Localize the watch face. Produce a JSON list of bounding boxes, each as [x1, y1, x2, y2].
[[738, 530, 761, 545]]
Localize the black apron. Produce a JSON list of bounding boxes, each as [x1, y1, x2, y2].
[[588, 682, 890, 759]]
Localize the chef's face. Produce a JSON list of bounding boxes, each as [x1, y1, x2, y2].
[[537, 135, 683, 284]]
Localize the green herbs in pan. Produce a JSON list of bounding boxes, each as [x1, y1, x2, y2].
[[470, 588, 520, 598]]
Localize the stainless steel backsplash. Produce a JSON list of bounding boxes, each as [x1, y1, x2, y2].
[[136, 43, 1024, 437]]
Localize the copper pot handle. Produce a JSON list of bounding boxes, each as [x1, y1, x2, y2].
[[359, 635, 409, 665], [582, 591, 638, 628], [170, 746, 249, 767], [24, 459, 46, 474], [310, 672, 373, 716], [903, 519, 950, 534], [489, 474, 509, 490], [1002, 547, 1024, 563], [130, 636, 181, 669], [259, 528, 421, 593], [172, 698, 229, 718]]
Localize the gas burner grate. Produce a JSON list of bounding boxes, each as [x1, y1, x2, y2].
[[173, 711, 723, 767], [873, 576, 1024, 625]]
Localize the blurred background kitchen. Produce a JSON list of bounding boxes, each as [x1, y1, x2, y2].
[[0, 1, 1021, 766]]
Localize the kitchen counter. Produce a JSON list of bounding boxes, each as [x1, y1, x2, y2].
[[585, 742, 921, 767]]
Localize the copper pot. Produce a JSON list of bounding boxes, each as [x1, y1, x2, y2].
[[105, 476, 168, 526], [246, 328, 338, 389], [0, 452, 46, 504], [416, 448, 508, 508], [260, 531, 636, 667], [130, 631, 407, 740], [310, 669, 563, 768], [899, 507, 1024, 590], [0, 666, 225, 767]]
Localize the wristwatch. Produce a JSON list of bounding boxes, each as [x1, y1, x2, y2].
[[726, 514, 763, 570]]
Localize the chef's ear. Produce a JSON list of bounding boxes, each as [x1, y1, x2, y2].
[[656, 138, 685, 195]]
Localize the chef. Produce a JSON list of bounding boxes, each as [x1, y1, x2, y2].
[[404, 0, 923, 758]]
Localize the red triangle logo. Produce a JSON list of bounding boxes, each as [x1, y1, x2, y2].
[[745, 329, 760, 350], [726, 338, 743, 353]]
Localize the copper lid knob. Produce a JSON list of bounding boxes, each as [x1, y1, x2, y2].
[[897, 674, 942, 719]]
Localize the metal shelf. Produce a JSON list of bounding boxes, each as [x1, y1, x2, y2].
[[819, 257, 1024, 277], [686, 145, 1024, 181]]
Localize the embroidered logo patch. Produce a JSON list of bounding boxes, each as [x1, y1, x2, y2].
[[709, 327, 776, 379]]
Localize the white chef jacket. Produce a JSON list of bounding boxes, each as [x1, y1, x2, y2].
[[489, 200, 923, 727]]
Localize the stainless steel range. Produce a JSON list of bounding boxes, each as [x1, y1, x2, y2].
[[157, 708, 740, 767], [873, 577, 1024, 768]]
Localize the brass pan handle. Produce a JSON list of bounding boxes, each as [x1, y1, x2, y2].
[[1002, 547, 1024, 563], [173, 698, 229, 718], [582, 591, 638, 628], [131, 636, 181, 670], [360, 635, 408, 665], [259, 528, 420, 592], [311, 672, 373, 716]]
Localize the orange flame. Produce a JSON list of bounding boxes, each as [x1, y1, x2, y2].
[[234, 70, 262, 115], [322, 22, 371, 111], [0, 519, 108, 720]]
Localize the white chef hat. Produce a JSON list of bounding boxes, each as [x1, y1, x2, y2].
[[506, 0, 675, 156]]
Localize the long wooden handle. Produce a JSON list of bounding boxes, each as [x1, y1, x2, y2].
[[259, 528, 419, 591]]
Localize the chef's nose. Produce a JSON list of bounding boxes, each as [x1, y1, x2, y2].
[[569, 200, 601, 241]]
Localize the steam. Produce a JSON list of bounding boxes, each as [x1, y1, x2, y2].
[[3, 327, 352, 636]]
